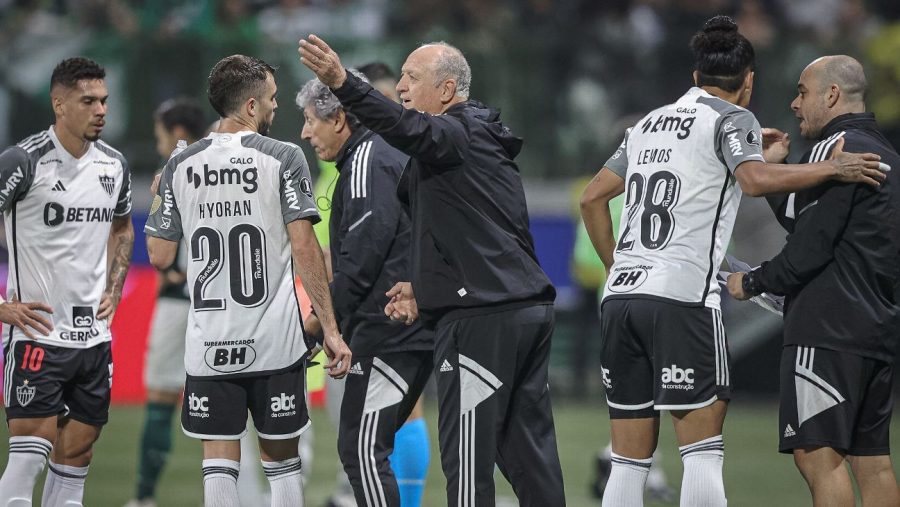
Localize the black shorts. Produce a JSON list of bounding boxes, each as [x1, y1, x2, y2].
[[779, 345, 892, 455], [600, 298, 731, 418], [3, 340, 112, 426], [182, 363, 309, 441]]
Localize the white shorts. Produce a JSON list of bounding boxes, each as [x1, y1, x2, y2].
[[144, 297, 190, 392]]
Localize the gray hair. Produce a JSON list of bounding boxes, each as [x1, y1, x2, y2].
[[422, 42, 471, 98], [295, 69, 368, 127]]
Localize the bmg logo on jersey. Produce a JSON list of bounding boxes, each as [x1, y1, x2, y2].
[[72, 306, 94, 328], [187, 164, 258, 194], [270, 393, 296, 417], [607, 266, 650, 293], [188, 393, 210, 418], [661, 364, 695, 390], [204, 344, 257, 373]]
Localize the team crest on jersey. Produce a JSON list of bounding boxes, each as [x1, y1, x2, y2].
[[746, 130, 761, 146], [99, 174, 116, 196], [16, 380, 35, 407]]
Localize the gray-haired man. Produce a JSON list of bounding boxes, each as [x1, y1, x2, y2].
[[297, 72, 434, 507]]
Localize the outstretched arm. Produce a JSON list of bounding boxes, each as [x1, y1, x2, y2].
[[299, 35, 466, 166]]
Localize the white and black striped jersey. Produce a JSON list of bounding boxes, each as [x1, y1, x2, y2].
[[0, 126, 132, 348], [144, 131, 319, 378], [603, 87, 764, 309]]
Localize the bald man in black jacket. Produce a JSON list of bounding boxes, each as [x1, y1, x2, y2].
[[729, 55, 900, 507]]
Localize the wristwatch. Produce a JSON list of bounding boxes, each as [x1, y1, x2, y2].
[[741, 268, 764, 298]]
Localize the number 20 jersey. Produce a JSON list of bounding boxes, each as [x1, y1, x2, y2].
[[144, 131, 320, 378], [602, 87, 764, 309]]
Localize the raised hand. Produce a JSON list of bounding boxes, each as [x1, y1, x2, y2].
[[298, 35, 347, 89], [830, 137, 890, 187], [761, 128, 790, 164]]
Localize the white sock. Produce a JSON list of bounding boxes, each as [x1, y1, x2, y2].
[[601, 452, 651, 507], [262, 457, 303, 507], [679, 435, 726, 507], [202, 459, 240, 507], [42, 461, 89, 506], [0, 436, 52, 506]]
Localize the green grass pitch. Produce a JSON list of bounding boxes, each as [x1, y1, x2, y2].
[[1, 401, 897, 506]]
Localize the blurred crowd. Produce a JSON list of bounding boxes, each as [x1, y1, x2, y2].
[[1, 0, 900, 179]]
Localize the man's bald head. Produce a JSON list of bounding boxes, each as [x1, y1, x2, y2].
[[806, 55, 867, 105], [792, 55, 868, 139]]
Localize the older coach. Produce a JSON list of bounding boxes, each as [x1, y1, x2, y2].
[[300, 36, 565, 507]]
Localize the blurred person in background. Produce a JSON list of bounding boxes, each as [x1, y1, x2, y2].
[[580, 16, 887, 507], [0, 56, 134, 506], [728, 55, 900, 507], [124, 98, 207, 507], [298, 68, 433, 507], [145, 54, 351, 507], [300, 35, 566, 507]]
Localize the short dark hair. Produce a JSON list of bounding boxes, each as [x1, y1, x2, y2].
[[358, 61, 396, 83], [50, 57, 106, 89], [690, 15, 755, 92], [154, 98, 207, 141], [207, 55, 276, 118]]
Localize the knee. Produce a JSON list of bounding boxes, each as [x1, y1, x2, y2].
[[793, 447, 843, 482], [56, 445, 93, 465]]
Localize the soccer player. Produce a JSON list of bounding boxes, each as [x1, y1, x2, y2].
[[124, 98, 206, 507], [579, 16, 888, 507], [145, 54, 351, 507], [0, 57, 134, 506], [728, 56, 900, 507], [300, 37, 566, 507], [297, 71, 433, 507]]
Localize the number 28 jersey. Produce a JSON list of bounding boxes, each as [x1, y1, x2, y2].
[[602, 87, 764, 309], [145, 131, 319, 378]]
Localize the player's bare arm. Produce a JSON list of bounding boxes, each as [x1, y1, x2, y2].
[[734, 137, 887, 196], [98, 215, 133, 322], [287, 219, 351, 378], [146, 236, 177, 272], [580, 167, 626, 273]]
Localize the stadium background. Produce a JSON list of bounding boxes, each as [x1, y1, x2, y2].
[[1, 0, 899, 505]]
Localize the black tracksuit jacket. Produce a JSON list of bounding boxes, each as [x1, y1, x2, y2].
[[758, 113, 900, 363], [329, 127, 433, 356], [332, 72, 555, 327]]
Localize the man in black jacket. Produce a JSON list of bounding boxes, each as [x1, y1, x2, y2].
[[297, 72, 433, 507], [300, 36, 565, 506], [728, 55, 900, 507]]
